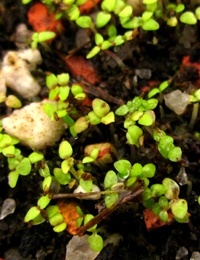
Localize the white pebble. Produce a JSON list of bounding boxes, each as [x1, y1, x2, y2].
[[1, 49, 42, 98], [164, 90, 190, 115], [2, 100, 65, 150]]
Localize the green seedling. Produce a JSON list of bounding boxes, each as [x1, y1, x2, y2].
[[31, 31, 56, 49]]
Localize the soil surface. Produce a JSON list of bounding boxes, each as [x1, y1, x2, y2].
[[0, 1, 200, 259]]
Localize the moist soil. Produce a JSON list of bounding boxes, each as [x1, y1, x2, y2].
[[0, 1, 200, 259]]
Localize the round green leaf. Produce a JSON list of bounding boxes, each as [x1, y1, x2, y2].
[[16, 158, 31, 176], [8, 170, 19, 188], [96, 12, 111, 28], [142, 18, 159, 31], [104, 193, 118, 208], [162, 178, 180, 200], [53, 168, 71, 185], [53, 222, 67, 232], [37, 194, 51, 209], [84, 214, 97, 232], [171, 199, 188, 219], [28, 152, 44, 164], [180, 11, 197, 25], [88, 233, 104, 252], [24, 206, 41, 222], [104, 170, 118, 189], [76, 16, 93, 28], [168, 147, 182, 162], [114, 159, 131, 177], [142, 163, 156, 178], [59, 140, 73, 159]]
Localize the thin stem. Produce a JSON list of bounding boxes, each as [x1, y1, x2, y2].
[[52, 189, 127, 200], [189, 102, 199, 130]]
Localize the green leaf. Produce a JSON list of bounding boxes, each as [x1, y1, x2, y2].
[[46, 74, 58, 89], [175, 4, 185, 13], [115, 104, 129, 116], [142, 18, 159, 31], [39, 162, 50, 177], [86, 46, 101, 59], [42, 102, 57, 119], [142, 11, 153, 21], [138, 111, 155, 126], [42, 176, 52, 192], [2, 145, 15, 157], [37, 31, 56, 42], [148, 88, 160, 98], [58, 140, 73, 159], [84, 214, 97, 232], [37, 194, 51, 209], [105, 193, 118, 208], [142, 163, 156, 178], [101, 0, 116, 12], [0, 134, 12, 148], [96, 12, 111, 28], [49, 212, 64, 226], [8, 170, 19, 188], [130, 163, 143, 177], [80, 178, 93, 192], [143, 0, 157, 4], [61, 158, 74, 173], [58, 86, 70, 101], [101, 112, 115, 125], [104, 170, 118, 189], [53, 167, 71, 185], [126, 125, 143, 146], [195, 7, 200, 20], [67, 5, 80, 21], [162, 178, 180, 200], [57, 73, 70, 86], [24, 206, 41, 222], [16, 158, 31, 176], [92, 98, 110, 118], [53, 222, 67, 232], [119, 6, 133, 18], [150, 184, 166, 197], [158, 136, 174, 159], [95, 33, 104, 45], [88, 233, 104, 252], [28, 152, 44, 164], [76, 16, 93, 28], [73, 117, 89, 134], [168, 147, 182, 162], [46, 205, 59, 218], [180, 11, 197, 25], [171, 199, 188, 219], [114, 159, 131, 177]]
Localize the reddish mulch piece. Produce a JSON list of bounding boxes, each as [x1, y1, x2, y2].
[[65, 55, 100, 85], [28, 3, 64, 33]]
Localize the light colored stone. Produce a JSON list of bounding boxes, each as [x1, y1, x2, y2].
[[66, 235, 99, 260], [2, 100, 65, 150], [164, 90, 190, 115], [1, 49, 42, 98]]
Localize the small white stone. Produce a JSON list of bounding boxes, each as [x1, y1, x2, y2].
[[0, 198, 16, 220], [1, 49, 42, 98], [66, 235, 99, 260], [2, 100, 65, 150], [164, 90, 190, 115], [73, 184, 101, 200]]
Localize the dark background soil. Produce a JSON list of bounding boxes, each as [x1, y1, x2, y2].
[[0, 0, 200, 259]]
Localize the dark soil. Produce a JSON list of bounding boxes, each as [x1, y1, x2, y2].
[[0, 1, 200, 259]]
